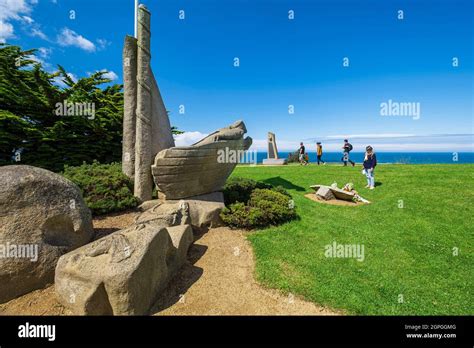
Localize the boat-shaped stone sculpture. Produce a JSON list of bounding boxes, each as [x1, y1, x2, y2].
[[152, 120, 252, 200]]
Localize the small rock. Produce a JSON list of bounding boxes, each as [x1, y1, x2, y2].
[[316, 186, 335, 200]]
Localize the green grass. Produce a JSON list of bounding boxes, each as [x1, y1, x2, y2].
[[232, 163, 474, 315]]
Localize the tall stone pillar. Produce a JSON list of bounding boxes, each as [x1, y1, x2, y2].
[[122, 35, 138, 179], [134, 4, 153, 202], [262, 132, 287, 165], [267, 132, 278, 159]]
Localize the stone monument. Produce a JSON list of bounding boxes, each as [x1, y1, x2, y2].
[[122, 4, 175, 202], [262, 132, 287, 165], [54, 3, 253, 315]]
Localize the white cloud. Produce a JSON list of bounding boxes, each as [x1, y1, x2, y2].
[[250, 134, 473, 152], [38, 47, 52, 58], [0, 0, 31, 21], [53, 72, 77, 88], [0, 0, 34, 42], [96, 38, 110, 50], [325, 133, 416, 139], [27, 54, 43, 64], [250, 138, 299, 152], [87, 69, 119, 81], [57, 28, 96, 52], [101, 70, 118, 80], [22, 15, 34, 24], [31, 27, 48, 40], [0, 21, 14, 43], [173, 131, 208, 146]]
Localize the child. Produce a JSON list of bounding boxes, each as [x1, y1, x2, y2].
[[316, 142, 326, 165], [362, 146, 377, 189]]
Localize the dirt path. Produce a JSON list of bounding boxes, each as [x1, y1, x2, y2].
[[152, 227, 338, 315], [0, 212, 339, 316]]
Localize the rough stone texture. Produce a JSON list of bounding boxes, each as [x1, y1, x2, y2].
[[152, 121, 252, 199], [330, 187, 356, 201], [55, 223, 193, 315], [166, 192, 225, 231], [134, 200, 191, 228], [138, 199, 162, 212], [0, 165, 94, 304], [150, 70, 175, 157], [134, 5, 154, 202], [267, 132, 278, 159], [311, 184, 356, 201], [122, 35, 138, 179], [131, 5, 175, 202], [137, 192, 225, 232], [316, 186, 335, 200]]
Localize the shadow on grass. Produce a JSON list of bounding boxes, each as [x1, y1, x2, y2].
[[263, 176, 305, 192]]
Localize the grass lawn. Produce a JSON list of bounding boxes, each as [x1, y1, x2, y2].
[[232, 163, 473, 315]]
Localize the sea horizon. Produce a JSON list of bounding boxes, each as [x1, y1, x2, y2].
[[247, 152, 474, 164]]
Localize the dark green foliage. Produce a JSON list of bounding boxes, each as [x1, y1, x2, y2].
[[221, 188, 297, 229], [0, 44, 124, 171], [0, 44, 183, 172], [222, 177, 291, 206], [222, 177, 272, 205], [221, 178, 297, 229], [62, 161, 138, 215]]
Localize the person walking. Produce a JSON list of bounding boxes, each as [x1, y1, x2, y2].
[[298, 142, 308, 165], [342, 139, 355, 166], [316, 142, 325, 165]]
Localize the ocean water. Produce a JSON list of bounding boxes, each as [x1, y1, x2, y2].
[[252, 152, 474, 164]]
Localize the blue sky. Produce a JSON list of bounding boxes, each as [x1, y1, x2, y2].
[[2, 0, 473, 151]]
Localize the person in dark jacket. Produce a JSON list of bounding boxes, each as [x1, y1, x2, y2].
[[362, 145, 377, 189], [298, 142, 308, 165], [342, 139, 355, 166]]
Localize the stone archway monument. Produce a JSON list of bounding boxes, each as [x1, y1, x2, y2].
[[263, 132, 287, 165]]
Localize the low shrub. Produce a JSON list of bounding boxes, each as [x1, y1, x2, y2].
[[222, 177, 272, 205], [62, 161, 139, 215], [221, 179, 297, 229], [287, 151, 300, 163]]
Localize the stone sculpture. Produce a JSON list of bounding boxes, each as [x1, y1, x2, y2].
[[122, 4, 175, 201], [151, 120, 252, 200], [55, 223, 193, 315], [262, 132, 287, 165], [0, 165, 94, 303], [54, 3, 254, 315]]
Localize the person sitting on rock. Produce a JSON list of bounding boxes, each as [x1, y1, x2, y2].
[[362, 146, 377, 189]]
